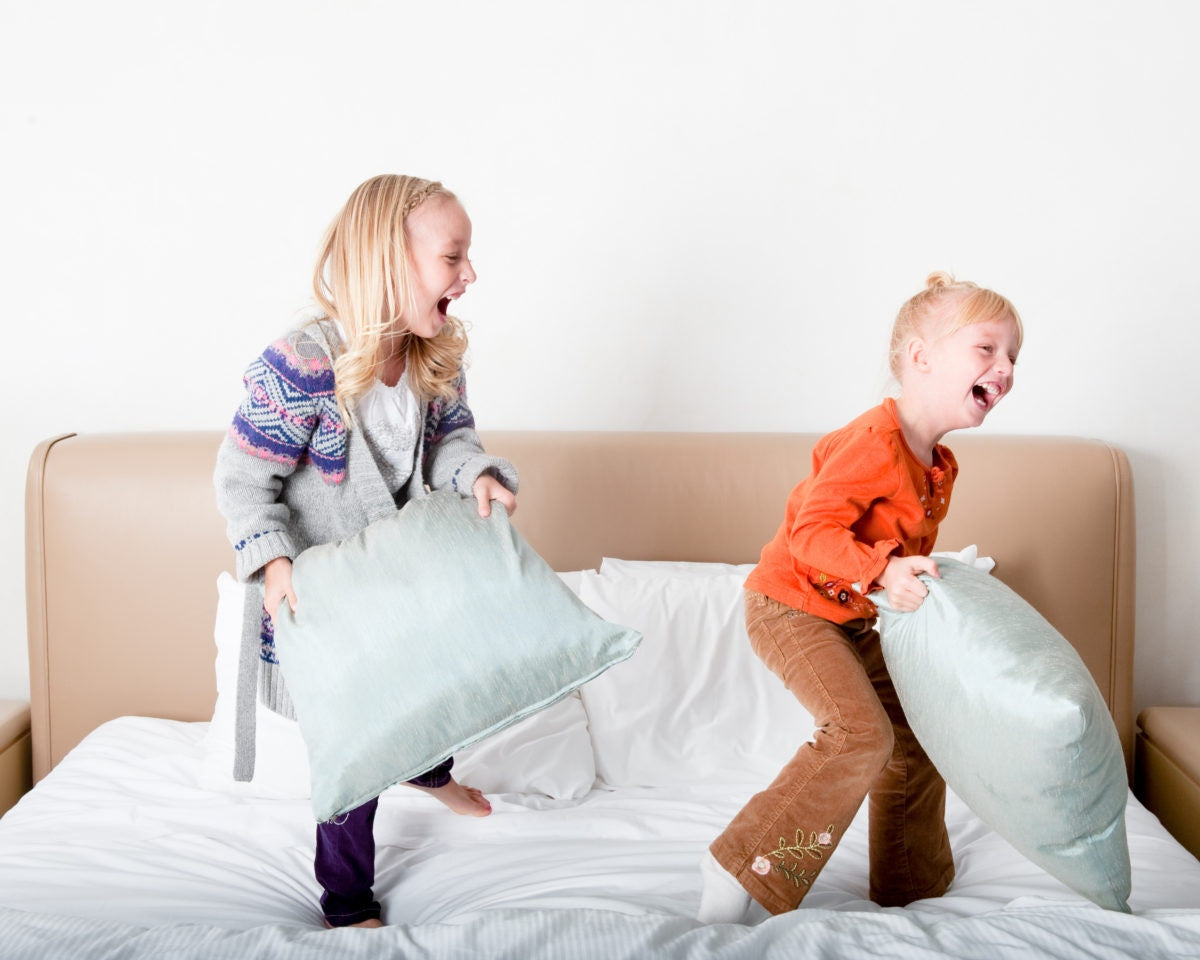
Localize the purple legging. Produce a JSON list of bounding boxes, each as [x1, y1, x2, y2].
[[314, 757, 454, 926]]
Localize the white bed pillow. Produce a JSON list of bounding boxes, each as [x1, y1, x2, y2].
[[576, 566, 817, 788], [202, 571, 601, 802], [274, 491, 639, 820], [598, 558, 757, 578], [872, 557, 1131, 912], [200, 573, 311, 798]]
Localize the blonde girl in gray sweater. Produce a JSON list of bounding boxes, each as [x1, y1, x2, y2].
[[214, 175, 518, 928]]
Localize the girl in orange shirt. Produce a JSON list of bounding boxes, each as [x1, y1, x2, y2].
[[699, 272, 1023, 922]]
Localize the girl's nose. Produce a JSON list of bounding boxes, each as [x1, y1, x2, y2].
[[463, 259, 477, 284]]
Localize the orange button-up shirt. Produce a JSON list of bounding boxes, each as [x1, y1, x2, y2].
[[744, 398, 958, 624]]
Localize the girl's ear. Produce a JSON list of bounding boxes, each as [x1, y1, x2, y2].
[[905, 336, 932, 373]]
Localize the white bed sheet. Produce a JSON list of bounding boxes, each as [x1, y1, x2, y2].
[[1, 717, 1199, 958]]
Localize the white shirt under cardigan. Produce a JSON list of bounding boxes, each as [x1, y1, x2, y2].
[[357, 370, 423, 496]]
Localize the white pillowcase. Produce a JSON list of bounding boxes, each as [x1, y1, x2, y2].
[[598, 558, 757, 578], [577, 567, 816, 788], [200, 574, 311, 798], [201, 572, 599, 801]]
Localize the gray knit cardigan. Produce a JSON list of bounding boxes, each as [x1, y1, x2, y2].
[[213, 320, 518, 782]]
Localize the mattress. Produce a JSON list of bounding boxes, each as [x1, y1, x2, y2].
[[1, 717, 1199, 958]]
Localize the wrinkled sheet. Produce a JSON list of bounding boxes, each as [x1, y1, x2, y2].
[[1, 717, 1199, 958], [4, 903, 1200, 960]]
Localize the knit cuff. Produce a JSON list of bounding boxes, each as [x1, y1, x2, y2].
[[234, 530, 297, 583], [447, 455, 520, 499]]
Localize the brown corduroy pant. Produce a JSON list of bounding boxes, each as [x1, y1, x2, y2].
[[710, 591, 954, 915]]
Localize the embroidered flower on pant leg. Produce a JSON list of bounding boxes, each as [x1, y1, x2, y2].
[[752, 856, 771, 875], [765, 824, 838, 888]]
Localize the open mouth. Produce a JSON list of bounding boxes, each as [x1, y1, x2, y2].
[[437, 297, 450, 318], [972, 383, 1001, 409]]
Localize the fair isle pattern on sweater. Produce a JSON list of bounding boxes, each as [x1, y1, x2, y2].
[[423, 387, 476, 478], [259, 606, 278, 665], [229, 338, 348, 484]]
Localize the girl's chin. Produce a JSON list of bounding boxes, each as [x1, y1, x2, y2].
[[408, 313, 446, 339]]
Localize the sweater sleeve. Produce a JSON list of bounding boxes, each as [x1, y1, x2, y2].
[[213, 337, 345, 582], [786, 429, 908, 591], [421, 373, 520, 497]]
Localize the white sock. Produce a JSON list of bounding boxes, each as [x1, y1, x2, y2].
[[696, 851, 752, 924]]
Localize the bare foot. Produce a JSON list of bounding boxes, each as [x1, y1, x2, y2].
[[406, 777, 492, 817]]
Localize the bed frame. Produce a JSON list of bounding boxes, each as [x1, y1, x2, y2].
[[24, 431, 1135, 784]]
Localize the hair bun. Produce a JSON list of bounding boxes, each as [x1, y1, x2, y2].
[[925, 270, 955, 290]]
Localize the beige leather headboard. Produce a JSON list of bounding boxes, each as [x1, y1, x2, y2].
[[25, 431, 1135, 782]]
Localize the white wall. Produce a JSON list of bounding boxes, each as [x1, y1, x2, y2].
[[3, 1, 1197, 715]]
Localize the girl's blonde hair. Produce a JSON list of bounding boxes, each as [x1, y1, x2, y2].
[[888, 271, 1023, 379], [311, 174, 469, 423]]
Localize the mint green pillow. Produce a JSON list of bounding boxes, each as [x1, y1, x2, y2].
[[872, 558, 1131, 912], [273, 490, 641, 821]]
